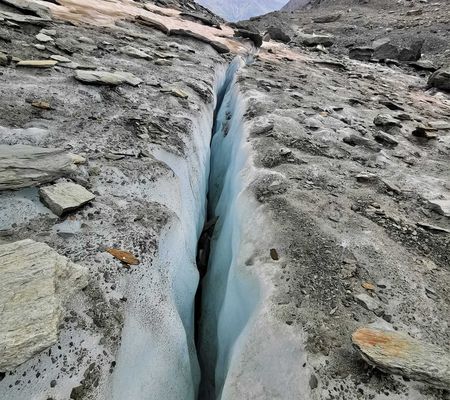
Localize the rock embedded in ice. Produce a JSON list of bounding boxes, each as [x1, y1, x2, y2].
[[0, 144, 78, 190], [75, 70, 143, 86], [39, 181, 95, 216], [428, 199, 450, 217], [352, 327, 450, 389], [0, 239, 88, 370]]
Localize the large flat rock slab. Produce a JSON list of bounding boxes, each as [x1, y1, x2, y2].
[[352, 327, 450, 389], [0, 145, 78, 190], [39, 181, 95, 216], [74, 70, 143, 86], [0, 239, 88, 371]]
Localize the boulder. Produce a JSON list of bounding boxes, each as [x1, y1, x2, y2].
[[266, 27, 291, 43], [428, 67, 450, 92], [39, 181, 95, 216], [349, 47, 373, 61], [373, 41, 399, 60], [0, 145, 79, 190], [297, 33, 334, 47], [0, 239, 88, 370], [312, 13, 341, 23], [234, 29, 263, 47], [398, 40, 423, 62], [428, 199, 450, 217], [352, 327, 450, 389], [75, 70, 143, 86]]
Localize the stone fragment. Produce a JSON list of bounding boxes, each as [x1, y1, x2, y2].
[[0, 145, 77, 190], [266, 26, 291, 43], [0, 239, 88, 370], [428, 199, 450, 217], [120, 45, 152, 60], [50, 54, 71, 63], [31, 100, 51, 109], [106, 248, 140, 266], [39, 181, 95, 216], [354, 293, 382, 313], [136, 15, 170, 34], [428, 67, 450, 92], [373, 40, 399, 60], [171, 28, 230, 54], [349, 47, 373, 61], [161, 87, 189, 99], [312, 13, 341, 23], [16, 59, 57, 68], [373, 114, 401, 129], [74, 70, 142, 86], [352, 327, 450, 389], [36, 33, 53, 43], [0, 52, 9, 66], [373, 131, 399, 147], [412, 126, 438, 139], [297, 32, 335, 47]]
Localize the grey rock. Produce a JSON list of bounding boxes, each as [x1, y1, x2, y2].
[[312, 13, 341, 23], [428, 199, 450, 217], [373, 38, 399, 60], [373, 114, 401, 129], [354, 293, 382, 313], [0, 145, 78, 190], [353, 327, 450, 389], [120, 45, 152, 60], [74, 70, 143, 86], [0, 239, 88, 370], [40, 181, 95, 216], [0, 0, 51, 19], [373, 131, 399, 147], [50, 54, 71, 63], [349, 47, 373, 61], [428, 67, 450, 92], [266, 26, 291, 43], [234, 29, 263, 47], [36, 33, 53, 43], [297, 32, 334, 47]]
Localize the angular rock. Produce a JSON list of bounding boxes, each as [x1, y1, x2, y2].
[[428, 67, 450, 92], [0, 239, 88, 370], [170, 28, 230, 54], [373, 131, 399, 147], [39, 181, 95, 216], [412, 125, 438, 139], [50, 54, 71, 63], [266, 26, 291, 43], [1, 0, 51, 19], [120, 45, 152, 60], [297, 32, 335, 47], [0, 145, 78, 190], [373, 38, 399, 60], [135, 15, 170, 35], [428, 199, 450, 217], [312, 13, 341, 23], [234, 29, 263, 47], [36, 33, 53, 43], [352, 327, 450, 389], [354, 293, 383, 314], [374, 114, 401, 129], [349, 47, 373, 61], [398, 40, 423, 62], [74, 70, 143, 86], [16, 59, 57, 68]]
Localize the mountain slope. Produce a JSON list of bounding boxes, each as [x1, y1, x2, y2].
[[196, 0, 287, 21]]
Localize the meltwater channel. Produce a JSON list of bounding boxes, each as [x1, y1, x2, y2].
[[110, 57, 260, 400]]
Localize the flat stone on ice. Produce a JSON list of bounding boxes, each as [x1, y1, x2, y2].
[[75, 70, 143, 86], [40, 181, 95, 216], [352, 327, 450, 389], [0, 239, 88, 370]]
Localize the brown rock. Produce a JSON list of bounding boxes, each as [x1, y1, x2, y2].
[[352, 327, 450, 389]]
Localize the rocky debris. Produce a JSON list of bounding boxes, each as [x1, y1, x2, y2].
[[0, 239, 88, 371], [352, 327, 450, 389], [106, 248, 140, 266], [39, 181, 95, 216], [74, 70, 142, 86], [349, 47, 373, 61], [120, 45, 152, 60], [0, 145, 79, 190], [428, 199, 450, 217], [16, 59, 57, 68], [428, 67, 450, 92], [296, 32, 335, 47], [266, 26, 291, 43]]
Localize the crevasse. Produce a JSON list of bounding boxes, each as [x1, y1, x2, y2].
[[110, 57, 260, 400]]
